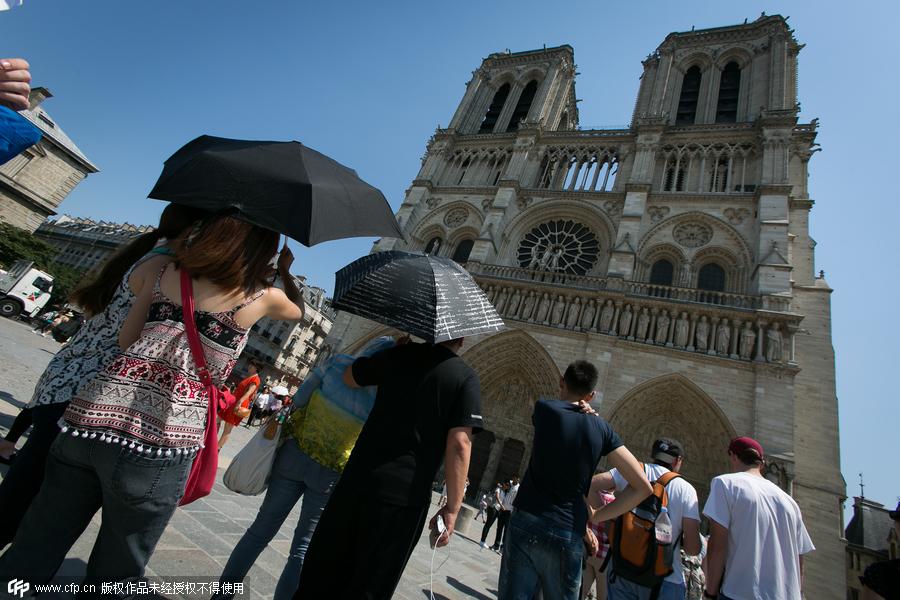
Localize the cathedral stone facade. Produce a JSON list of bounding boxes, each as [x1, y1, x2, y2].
[[326, 15, 844, 597]]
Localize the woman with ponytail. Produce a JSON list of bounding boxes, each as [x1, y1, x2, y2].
[[0, 213, 304, 590], [69, 204, 207, 317], [0, 204, 206, 549]]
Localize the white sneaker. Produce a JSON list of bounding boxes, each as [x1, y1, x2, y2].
[[480, 541, 488, 550]]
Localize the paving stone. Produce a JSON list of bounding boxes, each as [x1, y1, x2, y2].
[[147, 549, 223, 580], [155, 529, 199, 551]]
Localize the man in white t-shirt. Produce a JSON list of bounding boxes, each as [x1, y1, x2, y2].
[[247, 386, 271, 426], [592, 437, 701, 600], [702, 437, 814, 600], [492, 477, 519, 553]]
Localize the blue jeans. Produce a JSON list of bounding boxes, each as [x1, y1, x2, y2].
[[0, 431, 192, 593], [215, 442, 338, 600], [607, 577, 686, 600], [497, 510, 583, 600], [659, 581, 686, 600]]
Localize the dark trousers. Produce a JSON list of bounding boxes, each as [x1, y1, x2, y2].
[[294, 478, 429, 600], [481, 507, 499, 543], [3, 407, 34, 444], [0, 432, 192, 592], [0, 402, 66, 547], [494, 509, 511, 549]]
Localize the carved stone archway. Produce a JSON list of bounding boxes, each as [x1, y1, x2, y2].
[[606, 374, 737, 501], [461, 329, 559, 498]]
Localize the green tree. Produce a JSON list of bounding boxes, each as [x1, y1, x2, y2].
[[0, 222, 57, 269], [0, 222, 85, 307]]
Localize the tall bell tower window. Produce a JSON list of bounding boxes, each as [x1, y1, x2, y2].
[[479, 84, 511, 133], [676, 66, 702, 125], [506, 80, 538, 132], [716, 62, 741, 123]]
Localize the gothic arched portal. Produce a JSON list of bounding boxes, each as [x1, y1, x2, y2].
[[461, 330, 559, 498], [605, 374, 736, 501]]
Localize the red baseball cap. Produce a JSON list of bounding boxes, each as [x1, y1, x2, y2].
[[728, 436, 765, 460]]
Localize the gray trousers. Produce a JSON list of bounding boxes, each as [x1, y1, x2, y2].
[[0, 431, 192, 596]]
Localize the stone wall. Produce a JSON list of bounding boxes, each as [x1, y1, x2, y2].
[[790, 282, 845, 597], [0, 141, 90, 232]]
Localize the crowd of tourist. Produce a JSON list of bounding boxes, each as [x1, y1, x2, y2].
[[1, 56, 898, 600]]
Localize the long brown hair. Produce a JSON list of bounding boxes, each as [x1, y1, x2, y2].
[[174, 215, 279, 295], [71, 204, 208, 316]]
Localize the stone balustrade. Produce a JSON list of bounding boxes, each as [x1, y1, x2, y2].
[[624, 280, 764, 310], [469, 262, 611, 291], [468, 262, 800, 365]]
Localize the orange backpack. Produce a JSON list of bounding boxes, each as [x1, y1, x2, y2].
[[604, 465, 681, 590]]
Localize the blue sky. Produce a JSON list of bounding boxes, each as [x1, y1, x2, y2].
[[3, 1, 898, 515]]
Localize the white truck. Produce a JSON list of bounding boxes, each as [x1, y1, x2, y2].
[[0, 260, 54, 318]]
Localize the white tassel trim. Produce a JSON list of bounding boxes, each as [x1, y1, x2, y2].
[[63, 427, 200, 456]]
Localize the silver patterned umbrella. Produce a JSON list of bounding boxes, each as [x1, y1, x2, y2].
[[333, 251, 505, 343]]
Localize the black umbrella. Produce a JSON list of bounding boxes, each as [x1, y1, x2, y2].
[[333, 251, 505, 343], [148, 135, 403, 246]]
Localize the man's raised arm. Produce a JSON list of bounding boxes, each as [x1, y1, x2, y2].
[[590, 446, 652, 522]]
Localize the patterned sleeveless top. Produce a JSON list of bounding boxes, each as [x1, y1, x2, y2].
[[63, 264, 263, 455], [27, 250, 171, 409]]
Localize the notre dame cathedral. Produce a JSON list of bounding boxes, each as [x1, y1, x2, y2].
[[325, 14, 844, 596]]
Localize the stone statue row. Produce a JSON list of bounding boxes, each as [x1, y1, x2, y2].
[[482, 284, 787, 363]]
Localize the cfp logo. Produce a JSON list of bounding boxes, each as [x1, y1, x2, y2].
[[7, 579, 29, 598]]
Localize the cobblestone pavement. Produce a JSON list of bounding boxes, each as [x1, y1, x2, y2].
[[0, 317, 502, 599]]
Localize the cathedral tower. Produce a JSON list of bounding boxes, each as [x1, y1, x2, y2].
[[329, 15, 843, 597]]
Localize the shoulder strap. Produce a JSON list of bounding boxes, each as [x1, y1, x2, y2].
[[230, 288, 266, 315], [180, 268, 213, 388], [656, 471, 682, 488]]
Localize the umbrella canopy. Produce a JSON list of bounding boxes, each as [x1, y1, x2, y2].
[[148, 135, 403, 246], [332, 251, 505, 344], [270, 385, 290, 396]]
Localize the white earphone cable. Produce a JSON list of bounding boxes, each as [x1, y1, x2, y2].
[[429, 531, 452, 600]]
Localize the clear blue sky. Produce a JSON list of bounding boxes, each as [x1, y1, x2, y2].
[[3, 1, 897, 516]]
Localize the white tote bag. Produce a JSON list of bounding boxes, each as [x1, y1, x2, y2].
[[224, 419, 281, 495]]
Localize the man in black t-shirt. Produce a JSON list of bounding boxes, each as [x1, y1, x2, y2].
[[294, 338, 481, 600], [497, 360, 652, 600]]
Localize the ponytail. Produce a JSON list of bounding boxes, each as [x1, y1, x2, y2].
[[70, 230, 165, 316], [733, 447, 766, 471], [70, 204, 209, 316]]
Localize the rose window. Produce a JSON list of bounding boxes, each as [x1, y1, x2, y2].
[[673, 222, 713, 248], [443, 207, 468, 227], [517, 220, 599, 275]]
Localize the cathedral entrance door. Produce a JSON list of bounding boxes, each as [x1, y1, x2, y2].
[[606, 374, 736, 502], [463, 330, 560, 497], [494, 438, 525, 487]]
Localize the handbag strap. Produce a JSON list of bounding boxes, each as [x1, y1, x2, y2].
[[180, 268, 214, 389]]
